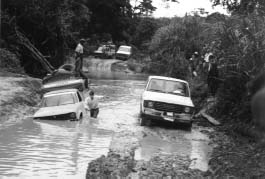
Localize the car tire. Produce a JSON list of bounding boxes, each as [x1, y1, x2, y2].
[[79, 113, 83, 120], [140, 116, 147, 126], [185, 122, 192, 130]]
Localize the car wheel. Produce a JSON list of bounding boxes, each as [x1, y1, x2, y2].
[[185, 122, 192, 130], [140, 117, 147, 126], [79, 113, 83, 120]]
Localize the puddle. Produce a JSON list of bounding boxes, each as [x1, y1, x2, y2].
[[134, 128, 213, 172], [185, 129, 213, 172], [134, 134, 190, 161]]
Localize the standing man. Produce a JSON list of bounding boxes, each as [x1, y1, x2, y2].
[[207, 55, 219, 96], [75, 39, 85, 76]]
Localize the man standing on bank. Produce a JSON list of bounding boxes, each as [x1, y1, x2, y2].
[[207, 55, 219, 96], [75, 39, 85, 76]]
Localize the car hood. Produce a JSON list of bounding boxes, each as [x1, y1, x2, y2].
[[94, 50, 102, 53], [142, 91, 194, 107], [33, 104, 79, 118]]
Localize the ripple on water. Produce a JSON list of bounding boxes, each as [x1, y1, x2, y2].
[[0, 118, 113, 178]]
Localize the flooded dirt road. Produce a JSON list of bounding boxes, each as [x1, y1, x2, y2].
[[0, 59, 213, 178]]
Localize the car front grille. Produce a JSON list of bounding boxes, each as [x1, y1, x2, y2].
[[116, 54, 129, 59], [153, 101, 183, 113]]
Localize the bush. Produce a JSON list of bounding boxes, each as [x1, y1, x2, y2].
[[0, 48, 24, 73], [207, 14, 265, 122], [148, 16, 205, 80]]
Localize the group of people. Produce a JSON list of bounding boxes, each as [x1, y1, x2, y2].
[[188, 51, 219, 96], [75, 39, 99, 118]]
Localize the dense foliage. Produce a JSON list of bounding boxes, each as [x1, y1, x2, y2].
[[148, 16, 205, 80], [146, 1, 265, 123], [0, 49, 24, 73], [1, 0, 162, 76]]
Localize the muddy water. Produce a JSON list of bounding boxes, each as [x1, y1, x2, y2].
[[0, 118, 113, 178], [134, 127, 213, 172], [0, 59, 212, 178]]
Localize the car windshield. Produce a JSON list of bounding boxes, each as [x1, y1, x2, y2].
[[118, 46, 131, 52], [147, 79, 189, 97], [41, 93, 76, 107]]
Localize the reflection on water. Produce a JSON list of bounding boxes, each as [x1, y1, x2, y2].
[[86, 69, 148, 81], [185, 129, 213, 172], [134, 134, 190, 161], [134, 128, 213, 172], [0, 118, 113, 178]]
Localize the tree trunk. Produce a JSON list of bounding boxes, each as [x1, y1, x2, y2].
[[15, 28, 55, 74]]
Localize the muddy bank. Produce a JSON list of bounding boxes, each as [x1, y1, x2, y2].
[[0, 71, 41, 122], [86, 130, 141, 178], [86, 124, 213, 178], [194, 96, 265, 178], [204, 126, 265, 178]]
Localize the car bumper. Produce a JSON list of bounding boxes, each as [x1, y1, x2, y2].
[[142, 108, 192, 124], [34, 113, 76, 120], [116, 54, 129, 60]]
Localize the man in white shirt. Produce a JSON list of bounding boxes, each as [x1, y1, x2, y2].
[[75, 39, 85, 76], [85, 90, 99, 118]]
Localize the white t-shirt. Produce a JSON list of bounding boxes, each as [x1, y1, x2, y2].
[[85, 97, 99, 109], [75, 43, 84, 54], [204, 52, 213, 63]]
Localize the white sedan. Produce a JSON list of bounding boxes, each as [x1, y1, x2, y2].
[[34, 89, 85, 120]]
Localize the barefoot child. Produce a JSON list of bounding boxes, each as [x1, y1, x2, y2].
[[85, 90, 99, 118]]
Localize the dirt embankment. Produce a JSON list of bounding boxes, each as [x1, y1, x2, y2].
[[196, 96, 265, 178], [0, 71, 41, 123], [86, 129, 206, 178]]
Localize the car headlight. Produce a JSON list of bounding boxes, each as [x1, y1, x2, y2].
[[184, 107, 190, 113], [69, 112, 76, 119], [143, 101, 154, 108], [147, 101, 154, 108]]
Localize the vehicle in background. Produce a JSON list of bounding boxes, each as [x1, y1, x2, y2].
[[93, 44, 116, 59], [116, 45, 132, 60], [42, 64, 90, 91], [140, 76, 194, 128], [33, 89, 85, 120], [42, 78, 86, 93]]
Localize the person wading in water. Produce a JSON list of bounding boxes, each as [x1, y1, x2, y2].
[[85, 90, 99, 118]]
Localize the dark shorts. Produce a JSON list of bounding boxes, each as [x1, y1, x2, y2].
[[90, 108, 99, 118]]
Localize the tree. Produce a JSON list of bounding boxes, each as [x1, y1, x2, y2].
[[86, 0, 133, 42], [131, 17, 158, 48], [133, 0, 157, 16], [148, 16, 205, 79], [1, 0, 91, 76], [211, 0, 265, 14]]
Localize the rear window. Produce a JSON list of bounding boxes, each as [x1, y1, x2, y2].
[[147, 79, 189, 97], [42, 93, 76, 107]]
